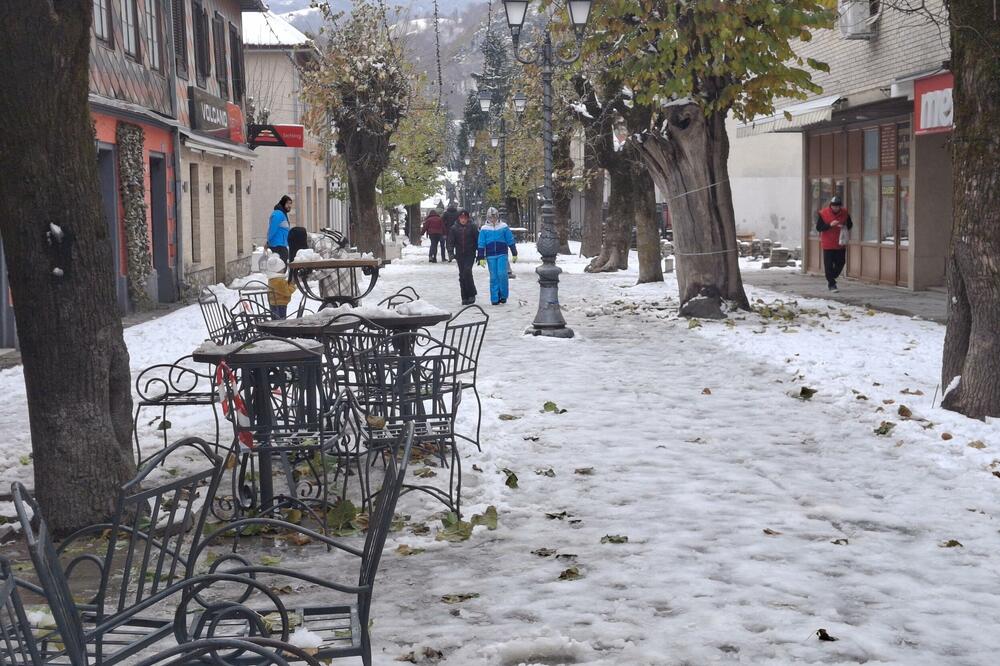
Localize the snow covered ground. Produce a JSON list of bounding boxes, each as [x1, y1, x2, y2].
[[3, 243, 1000, 664]]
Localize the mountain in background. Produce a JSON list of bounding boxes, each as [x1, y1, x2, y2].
[[275, 1, 494, 115]]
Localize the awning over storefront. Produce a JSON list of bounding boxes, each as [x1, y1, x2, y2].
[[735, 94, 843, 138], [179, 129, 258, 161]]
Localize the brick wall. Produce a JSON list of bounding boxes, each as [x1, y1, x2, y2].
[[789, 0, 950, 105]]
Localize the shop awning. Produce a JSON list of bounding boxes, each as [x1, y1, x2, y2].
[[735, 94, 843, 138], [180, 129, 257, 161]]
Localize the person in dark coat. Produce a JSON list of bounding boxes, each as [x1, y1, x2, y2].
[[442, 202, 460, 261], [422, 209, 447, 262], [448, 209, 480, 305]]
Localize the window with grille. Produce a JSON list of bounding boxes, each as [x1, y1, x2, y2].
[[171, 0, 188, 78], [122, 0, 140, 58], [94, 0, 112, 43], [144, 0, 162, 70], [213, 13, 229, 99], [229, 23, 245, 104], [192, 1, 210, 86]]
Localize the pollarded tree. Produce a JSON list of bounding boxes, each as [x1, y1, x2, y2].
[[593, 0, 835, 316], [302, 1, 410, 257], [0, 0, 136, 535], [941, 0, 1000, 419]]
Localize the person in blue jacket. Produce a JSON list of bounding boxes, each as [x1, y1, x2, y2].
[[477, 207, 517, 305], [267, 195, 293, 262]]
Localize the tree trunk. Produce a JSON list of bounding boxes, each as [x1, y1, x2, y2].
[[0, 0, 136, 535], [635, 105, 749, 317], [634, 161, 664, 284], [552, 132, 573, 255], [505, 196, 520, 228], [347, 167, 384, 258], [406, 203, 422, 246], [580, 142, 604, 258], [940, 2, 1000, 419]]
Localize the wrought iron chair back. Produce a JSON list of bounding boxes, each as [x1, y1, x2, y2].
[[376, 286, 420, 309], [198, 289, 236, 344], [229, 298, 273, 341], [239, 280, 272, 311], [0, 557, 45, 666], [133, 355, 220, 462], [318, 313, 390, 397], [440, 305, 489, 450], [10, 484, 90, 665]]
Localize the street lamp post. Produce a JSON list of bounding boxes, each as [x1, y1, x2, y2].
[[502, 0, 592, 338]]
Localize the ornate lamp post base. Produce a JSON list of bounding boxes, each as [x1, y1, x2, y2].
[[526, 209, 574, 337]]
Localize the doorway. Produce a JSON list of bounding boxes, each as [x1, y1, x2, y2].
[[98, 147, 128, 312], [213, 167, 226, 283], [149, 155, 177, 302]]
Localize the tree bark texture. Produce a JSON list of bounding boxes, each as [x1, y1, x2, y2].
[[406, 203, 422, 246], [0, 0, 136, 535], [347, 167, 384, 258], [634, 163, 664, 284], [635, 105, 749, 316], [505, 196, 521, 228], [940, 1, 1000, 419], [552, 132, 573, 255], [580, 139, 604, 258]]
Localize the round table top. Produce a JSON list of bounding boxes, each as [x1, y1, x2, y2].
[[192, 338, 324, 364], [255, 316, 358, 339], [363, 312, 452, 330]]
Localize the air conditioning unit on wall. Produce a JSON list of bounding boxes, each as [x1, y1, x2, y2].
[[839, 0, 880, 40]]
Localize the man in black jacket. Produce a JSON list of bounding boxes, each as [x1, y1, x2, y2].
[[448, 209, 480, 304], [442, 201, 460, 261]]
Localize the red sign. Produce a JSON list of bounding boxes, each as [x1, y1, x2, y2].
[[914, 72, 953, 135], [248, 124, 305, 149], [226, 103, 245, 144]]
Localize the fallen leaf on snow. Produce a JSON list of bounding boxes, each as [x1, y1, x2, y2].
[[574, 467, 595, 476], [441, 593, 479, 604], [941, 432, 954, 441], [762, 528, 782, 536], [396, 544, 425, 556], [601, 535, 628, 544], [939, 539, 963, 548], [816, 628, 838, 641], [701, 387, 712, 395], [531, 548, 556, 557], [969, 440, 987, 450], [558, 566, 581, 581]]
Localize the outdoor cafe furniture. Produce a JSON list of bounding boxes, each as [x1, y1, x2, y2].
[[132, 354, 221, 463], [440, 305, 490, 451], [198, 289, 273, 344], [192, 337, 331, 522], [288, 258, 383, 311], [376, 286, 420, 309]]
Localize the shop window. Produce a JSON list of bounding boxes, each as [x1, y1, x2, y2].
[[848, 178, 860, 224], [809, 179, 822, 236], [898, 176, 910, 246], [880, 175, 896, 244], [172, 0, 188, 79], [94, 0, 112, 43], [863, 128, 879, 171], [862, 174, 879, 242], [121, 0, 140, 59], [897, 122, 911, 168], [144, 0, 162, 71]]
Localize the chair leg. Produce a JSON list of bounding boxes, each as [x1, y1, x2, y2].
[[449, 438, 462, 518], [161, 405, 169, 453], [133, 407, 143, 464], [472, 385, 483, 452]]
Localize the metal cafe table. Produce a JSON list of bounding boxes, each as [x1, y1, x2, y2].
[[192, 338, 325, 510], [288, 258, 384, 310]]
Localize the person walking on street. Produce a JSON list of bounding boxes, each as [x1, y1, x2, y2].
[[422, 208, 447, 262], [442, 201, 460, 261], [267, 195, 293, 262], [477, 207, 517, 305], [448, 209, 480, 305], [815, 195, 853, 292]]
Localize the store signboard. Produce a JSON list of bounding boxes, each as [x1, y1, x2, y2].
[[914, 72, 953, 135]]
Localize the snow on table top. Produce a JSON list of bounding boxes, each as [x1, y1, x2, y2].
[[3, 244, 1000, 664]]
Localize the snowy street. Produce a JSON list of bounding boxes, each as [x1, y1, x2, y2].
[[3, 245, 1000, 664]]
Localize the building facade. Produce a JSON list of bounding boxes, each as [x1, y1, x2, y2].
[[731, 0, 952, 290], [242, 11, 349, 247]]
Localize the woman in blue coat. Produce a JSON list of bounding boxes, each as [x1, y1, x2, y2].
[[477, 207, 517, 305], [267, 195, 293, 262]]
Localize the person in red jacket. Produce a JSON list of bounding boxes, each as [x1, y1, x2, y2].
[[422, 209, 447, 263], [815, 195, 853, 292]]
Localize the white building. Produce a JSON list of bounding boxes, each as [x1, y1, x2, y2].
[[241, 11, 348, 246]]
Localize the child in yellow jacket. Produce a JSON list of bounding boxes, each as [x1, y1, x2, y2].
[[265, 252, 296, 319]]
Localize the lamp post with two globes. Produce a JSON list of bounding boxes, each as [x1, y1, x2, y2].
[[501, 0, 593, 337]]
